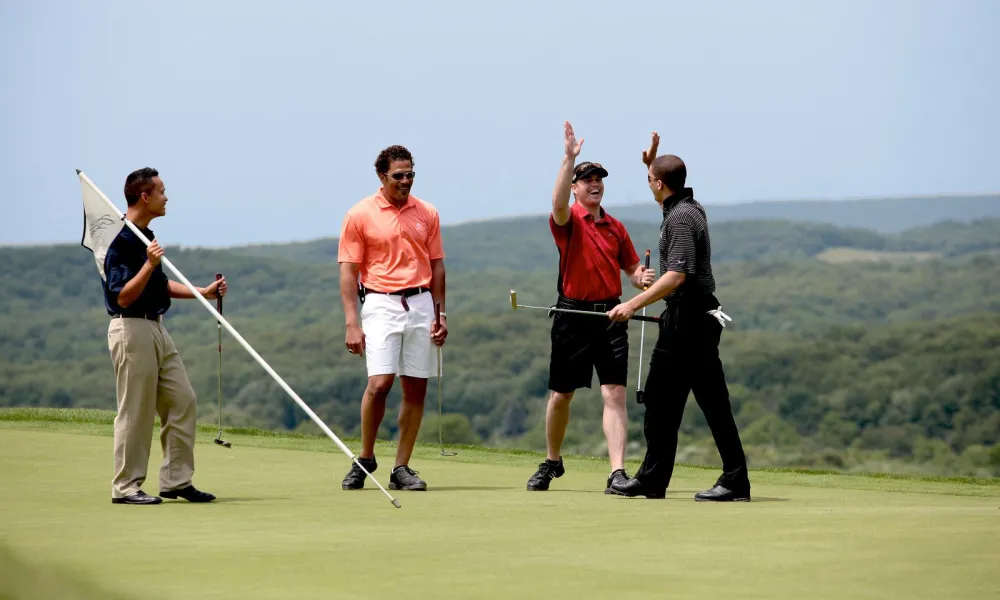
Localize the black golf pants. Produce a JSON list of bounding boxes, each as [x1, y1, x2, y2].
[[634, 299, 750, 495]]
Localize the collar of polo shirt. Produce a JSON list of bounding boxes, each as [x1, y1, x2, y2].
[[375, 188, 414, 211], [572, 200, 606, 223]]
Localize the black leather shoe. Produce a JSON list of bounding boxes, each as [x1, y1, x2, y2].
[[526, 458, 565, 491], [160, 485, 216, 502], [608, 477, 665, 499], [111, 490, 162, 505], [342, 457, 377, 490], [694, 484, 750, 502], [389, 465, 427, 491], [604, 469, 631, 494]]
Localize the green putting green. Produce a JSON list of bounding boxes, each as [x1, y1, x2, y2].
[[1, 408, 997, 600]]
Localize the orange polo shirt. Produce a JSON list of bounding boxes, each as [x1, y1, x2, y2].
[[337, 189, 445, 292]]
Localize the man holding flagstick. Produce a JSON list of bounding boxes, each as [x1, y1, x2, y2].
[[102, 167, 226, 505]]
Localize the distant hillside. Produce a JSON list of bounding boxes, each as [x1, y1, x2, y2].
[[231, 216, 1000, 271], [3, 228, 999, 477], [607, 194, 1000, 233]]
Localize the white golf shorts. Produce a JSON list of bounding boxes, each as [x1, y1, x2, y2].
[[360, 290, 439, 378]]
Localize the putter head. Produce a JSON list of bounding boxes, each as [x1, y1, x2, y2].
[[510, 290, 517, 311], [214, 438, 231, 448], [441, 450, 458, 457]]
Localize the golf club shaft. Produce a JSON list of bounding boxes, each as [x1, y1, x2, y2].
[[637, 250, 650, 395], [435, 302, 443, 453], [438, 345, 444, 453], [515, 304, 661, 323], [216, 273, 224, 437]]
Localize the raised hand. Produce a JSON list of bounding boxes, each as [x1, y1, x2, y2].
[[564, 121, 584, 158], [641, 131, 660, 166]]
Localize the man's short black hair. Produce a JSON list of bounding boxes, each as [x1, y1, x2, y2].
[[124, 167, 159, 206], [650, 155, 686, 191], [374, 145, 414, 176]]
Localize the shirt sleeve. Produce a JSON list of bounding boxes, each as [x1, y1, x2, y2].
[[104, 245, 133, 295], [337, 211, 366, 264], [665, 218, 697, 274], [618, 225, 641, 271], [549, 212, 572, 249], [426, 209, 445, 260]]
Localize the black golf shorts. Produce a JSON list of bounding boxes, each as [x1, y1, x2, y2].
[[547, 303, 629, 393]]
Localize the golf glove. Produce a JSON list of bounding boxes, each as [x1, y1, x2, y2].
[[708, 306, 732, 328]]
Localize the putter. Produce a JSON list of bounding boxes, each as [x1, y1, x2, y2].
[[509, 290, 662, 323], [213, 272, 231, 449], [435, 302, 457, 456], [636, 250, 651, 404]]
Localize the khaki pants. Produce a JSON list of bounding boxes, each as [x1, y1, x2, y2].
[[107, 317, 197, 498]]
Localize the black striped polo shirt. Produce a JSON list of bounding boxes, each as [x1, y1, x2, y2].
[[658, 188, 716, 302]]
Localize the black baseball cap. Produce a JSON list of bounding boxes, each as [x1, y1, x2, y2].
[[572, 161, 609, 182]]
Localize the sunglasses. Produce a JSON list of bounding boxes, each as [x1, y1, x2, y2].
[[389, 171, 416, 181]]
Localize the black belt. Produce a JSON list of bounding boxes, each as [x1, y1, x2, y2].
[[556, 295, 620, 313], [664, 293, 720, 312], [111, 313, 162, 321], [363, 286, 429, 298]]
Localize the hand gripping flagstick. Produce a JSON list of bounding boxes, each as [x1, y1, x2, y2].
[[509, 290, 662, 324], [76, 170, 401, 509], [636, 249, 651, 404]]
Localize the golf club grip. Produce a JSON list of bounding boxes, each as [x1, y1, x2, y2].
[[215, 273, 223, 314], [632, 314, 660, 323], [643, 249, 651, 291]]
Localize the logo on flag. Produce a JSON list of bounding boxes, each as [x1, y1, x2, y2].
[[78, 169, 125, 282]]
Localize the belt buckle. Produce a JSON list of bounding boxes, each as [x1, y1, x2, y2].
[[594, 303, 606, 313]]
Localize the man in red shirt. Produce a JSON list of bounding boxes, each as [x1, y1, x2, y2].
[[526, 121, 655, 493]]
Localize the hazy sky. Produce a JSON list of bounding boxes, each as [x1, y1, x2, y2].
[[2, 0, 998, 247]]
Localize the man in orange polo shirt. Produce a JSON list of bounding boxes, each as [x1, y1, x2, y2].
[[337, 144, 448, 492], [526, 121, 655, 493]]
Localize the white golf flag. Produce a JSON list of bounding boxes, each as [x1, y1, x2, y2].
[[78, 170, 125, 281]]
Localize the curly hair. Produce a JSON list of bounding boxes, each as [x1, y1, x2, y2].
[[123, 167, 159, 206], [374, 145, 414, 176]]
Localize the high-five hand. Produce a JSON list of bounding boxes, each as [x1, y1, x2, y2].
[[565, 121, 584, 158], [641, 131, 660, 166]]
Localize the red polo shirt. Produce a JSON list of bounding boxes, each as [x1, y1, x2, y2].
[[550, 202, 640, 301]]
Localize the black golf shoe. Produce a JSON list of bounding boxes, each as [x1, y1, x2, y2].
[[111, 490, 162, 505], [160, 485, 216, 502], [342, 456, 377, 490], [389, 465, 427, 491], [526, 457, 565, 491], [608, 476, 665, 499], [604, 469, 631, 495], [694, 484, 750, 502]]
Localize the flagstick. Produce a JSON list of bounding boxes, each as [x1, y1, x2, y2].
[[76, 170, 401, 509]]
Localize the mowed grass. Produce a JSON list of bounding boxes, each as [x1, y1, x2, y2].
[[1, 409, 998, 600]]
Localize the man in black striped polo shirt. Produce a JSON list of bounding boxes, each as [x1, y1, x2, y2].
[[606, 143, 751, 502]]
